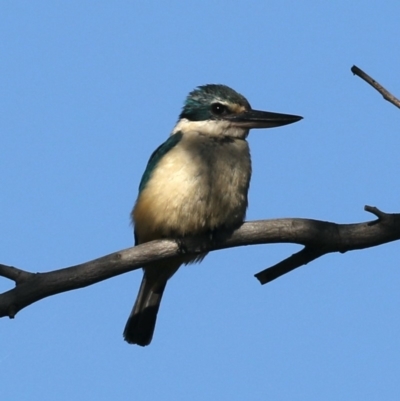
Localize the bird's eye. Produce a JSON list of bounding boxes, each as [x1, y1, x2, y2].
[[211, 103, 228, 116]]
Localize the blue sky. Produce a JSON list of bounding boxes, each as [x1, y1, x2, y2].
[[1, 2, 400, 400]]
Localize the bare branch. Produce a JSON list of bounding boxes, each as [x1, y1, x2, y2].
[[364, 205, 387, 220], [254, 247, 325, 285], [351, 65, 400, 109], [0, 264, 33, 283], [1, 205, 400, 318]]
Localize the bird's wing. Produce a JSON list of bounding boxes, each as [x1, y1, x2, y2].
[[137, 132, 183, 193]]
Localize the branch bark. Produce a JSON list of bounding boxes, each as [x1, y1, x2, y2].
[[1, 206, 400, 319]]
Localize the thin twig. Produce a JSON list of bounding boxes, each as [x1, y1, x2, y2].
[[351, 65, 400, 109], [254, 247, 324, 285]]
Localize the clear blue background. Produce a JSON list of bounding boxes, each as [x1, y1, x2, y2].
[[1, 2, 400, 400]]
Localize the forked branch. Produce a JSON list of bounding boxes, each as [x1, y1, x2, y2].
[[1, 206, 400, 319]]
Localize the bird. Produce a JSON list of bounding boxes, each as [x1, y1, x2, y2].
[[123, 84, 302, 346]]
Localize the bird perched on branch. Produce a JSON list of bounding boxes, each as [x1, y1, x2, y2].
[[123, 84, 302, 346]]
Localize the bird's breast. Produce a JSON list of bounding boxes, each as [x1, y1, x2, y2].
[[133, 133, 251, 243]]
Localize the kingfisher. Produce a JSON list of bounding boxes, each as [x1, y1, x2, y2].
[[123, 84, 302, 346]]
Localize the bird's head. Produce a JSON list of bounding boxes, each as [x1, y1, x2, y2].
[[172, 84, 302, 138]]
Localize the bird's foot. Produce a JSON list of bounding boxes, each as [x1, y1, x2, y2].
[[176, 235, 212, 255], [176, 238, 189, 255]]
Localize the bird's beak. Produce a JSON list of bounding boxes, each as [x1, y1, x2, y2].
[[226, 109, 303, 129]]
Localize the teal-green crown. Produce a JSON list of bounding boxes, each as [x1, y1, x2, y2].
[[179, 84, 251, 122]]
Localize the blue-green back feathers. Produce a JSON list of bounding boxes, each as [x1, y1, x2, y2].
[[138, 132, 183, 193]]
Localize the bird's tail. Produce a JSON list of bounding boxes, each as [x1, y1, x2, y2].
[[123, 274, 167, 346]]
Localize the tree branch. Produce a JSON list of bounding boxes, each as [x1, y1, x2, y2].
[[1, 206, 400, 318], [351, 65, 400, 109]]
